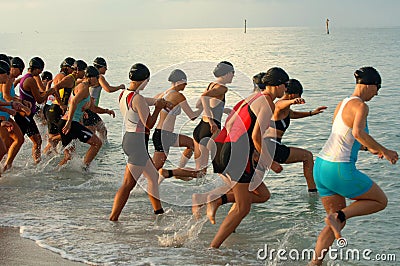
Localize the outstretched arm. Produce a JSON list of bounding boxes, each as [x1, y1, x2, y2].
[[98, 75, 125, 93], [291, 106, 328, 119]]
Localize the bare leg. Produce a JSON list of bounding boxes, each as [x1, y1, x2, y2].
[[177, 134, 194, 168], [109, 165, 142, 221], [152, 151, 167, 170], [206, 182, 270, 224], [2, 119, 24, 171], [210, 182, 253, 248], [83, 134, 102, 167], [142, 159, 163, 212], [29, 134, 42, 164], [311, 183, 387, 265], [284, 147, 316, 190]]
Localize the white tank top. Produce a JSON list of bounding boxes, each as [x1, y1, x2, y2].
[[318, 96, 368, 163], [118, 90, 146, 133]]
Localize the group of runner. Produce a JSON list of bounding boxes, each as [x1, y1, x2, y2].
[[0, 55, 397, 265]]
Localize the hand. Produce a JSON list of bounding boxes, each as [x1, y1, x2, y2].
[[23, 100, 32, 109], [7, 108, 17, 116], [313, 106, 328, 115], [154, 98, 165, 110], [209, 120, 218, 134], [62, 120, 72, 135], [11, 102, 24, 112], [119, 84, 125, 90], [292, 98, 306, 105], [271, 161, 283, 173], [381, 149, 398, 164], [164, 101, 174, 112], [0, 121, 13, 132], [107, 109, 115, 118]]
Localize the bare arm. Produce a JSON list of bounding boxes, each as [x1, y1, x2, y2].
[[134, 95, 165, 130], [291, 106, 328, 119], [98, 75, 125, 93], [25, 78, 54, 104], [62, 85, 88, 134], [352, 103, 398, 164]]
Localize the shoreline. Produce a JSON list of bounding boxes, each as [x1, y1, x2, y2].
[[0, 226, 86, 266]]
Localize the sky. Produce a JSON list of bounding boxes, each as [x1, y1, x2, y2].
[[1, 0, 399, 33]]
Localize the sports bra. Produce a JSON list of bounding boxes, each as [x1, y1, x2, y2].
[[161, 90, 181, 116], [270, 112, 291, 132], [203, 82, 225, 122]]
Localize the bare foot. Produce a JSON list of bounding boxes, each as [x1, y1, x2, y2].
[[192, 193, 207, 219], [325, 213, 342, 239], [206, 194, 221, 225]]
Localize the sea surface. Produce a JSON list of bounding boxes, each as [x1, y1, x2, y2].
[[0, 27, 399, 265]]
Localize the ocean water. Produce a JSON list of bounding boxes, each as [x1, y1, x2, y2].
[[0, 27, 399, 265]]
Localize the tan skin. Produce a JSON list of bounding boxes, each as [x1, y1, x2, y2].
[[264, 93, 327, 191], [209, 84, 287, 248], [43, 69, 85, 154], [311, 84, 398, 265], [58, 76, 103, 167], [83, 66, 123, 141], [109, 79, 171, 221], [152, 82, 202, 173], [160, 73, 234, 180], [19, 68, 56, 163], [0, 67, 31, 171]]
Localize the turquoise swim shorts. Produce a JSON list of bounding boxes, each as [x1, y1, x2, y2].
[[313, 157, 373, 198]]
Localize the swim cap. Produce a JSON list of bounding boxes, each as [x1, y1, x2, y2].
[[41, 71, 53, 81], [85, 65, 99, 78], [60, 57, 75, 68], [168, 69, 187, 83], [253, 72, 267, 91], [129, 63, 150, 81], [213, 61, 234, 77], [73, 60, 87, 71], [11, 57, 25, 72], [29, 57, 45, 70], [354, 66, 381, 86], [0, 60, 10, 75], [285, 79, 303, 95], [261, 67, 289, 86], [0, 54, 10, 65], [93, 57, 107, 68]]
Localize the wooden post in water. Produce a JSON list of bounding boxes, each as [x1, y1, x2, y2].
[[244, 19, 247, 33], [326, 18, 330, 34]]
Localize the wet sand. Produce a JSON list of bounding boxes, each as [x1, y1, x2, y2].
[[0, 227, 86, 266]]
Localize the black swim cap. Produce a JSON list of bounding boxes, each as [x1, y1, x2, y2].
[[11, 57, 25, 72], [0, 54, 10, 65], [129, 63, 150, 81], [85, 65, 99, 78], [93, 57, 107, 69], [168, 69, 187, 83], [29, 57, 45, 70], [285, 79, 303, 95], [0, 60, 10, 75], [41, 71, 53, 81], [354, 66, 381, 86], [73, 60, 87, 71], [261, 67, 289, 86], [60, 57, 75, 68], [253, 72, 267, 91], [213, 61, 234, 77]]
